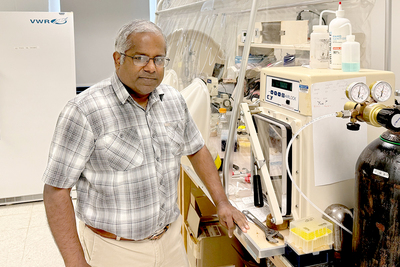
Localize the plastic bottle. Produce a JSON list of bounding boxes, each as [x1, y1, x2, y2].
[[342, 35, 360, 72], [218, 108, 229, 151], [329, 2, 351, 70], [309, 25, 330, 69]]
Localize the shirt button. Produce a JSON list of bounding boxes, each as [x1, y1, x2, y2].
[[161, 204, 165, 209], [156, 157, 160, 162], [160, 179, 163, 185], [159, 223, 163, 227]]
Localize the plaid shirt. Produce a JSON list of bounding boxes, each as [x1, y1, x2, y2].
[[43, 73, 204, 240]]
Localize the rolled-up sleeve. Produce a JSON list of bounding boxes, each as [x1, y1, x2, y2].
[[42, 102, 95, 188]]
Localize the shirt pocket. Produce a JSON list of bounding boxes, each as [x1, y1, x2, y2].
[[103, 128, 143, 171], [165, 120, 185, 156]]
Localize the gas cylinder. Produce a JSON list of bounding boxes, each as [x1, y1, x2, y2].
[[352, 130, 400, 266]]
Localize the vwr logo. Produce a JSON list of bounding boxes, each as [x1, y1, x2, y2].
[[30, 18, 68, 25]]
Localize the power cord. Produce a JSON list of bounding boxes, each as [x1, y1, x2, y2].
[[296, 10, 327, 25]]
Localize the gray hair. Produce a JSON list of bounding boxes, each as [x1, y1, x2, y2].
[[115, 19, 167, 64]]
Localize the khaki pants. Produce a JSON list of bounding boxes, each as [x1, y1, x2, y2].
[[79, 217, 189, 267]]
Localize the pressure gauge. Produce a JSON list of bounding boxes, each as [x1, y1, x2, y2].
[[370, 81, 392, 102], [346, 82, 370, 103]]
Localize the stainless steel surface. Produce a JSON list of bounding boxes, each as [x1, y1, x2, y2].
[[0, 194, 43, 206], [323, 204, 353, 253]]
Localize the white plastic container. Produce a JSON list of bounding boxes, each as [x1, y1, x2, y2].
[[342, 35, 360, 72], [218, 108, 229, 151], [329, 2, 351, 70], [288, 216, 333, 254], [310, 25, 330, 69]]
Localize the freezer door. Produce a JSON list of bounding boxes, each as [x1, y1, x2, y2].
[[0, 12, 76, 203]]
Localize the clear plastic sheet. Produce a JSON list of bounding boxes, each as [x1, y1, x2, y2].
[[156, 0, 376, 89]]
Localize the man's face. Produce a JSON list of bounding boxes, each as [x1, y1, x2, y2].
[[114, 32, 166, 99]]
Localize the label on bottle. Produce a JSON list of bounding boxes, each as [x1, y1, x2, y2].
[[316, 38, 330, 61], [330, 34, 347, 69]]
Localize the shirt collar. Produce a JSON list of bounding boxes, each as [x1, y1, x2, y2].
[[111, 72, 165, 105]]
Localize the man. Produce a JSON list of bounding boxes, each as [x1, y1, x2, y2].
[[43, 19, 249, 267]]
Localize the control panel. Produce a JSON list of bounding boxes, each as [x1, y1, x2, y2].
[[265, 75, 300, 112]]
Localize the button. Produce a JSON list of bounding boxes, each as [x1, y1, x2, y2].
[[156, 157, 160, 162], [282, 93, 285, 98], [159, 223, 163, 227], [286, 100, 290, 105], [160, 179, 163, 185], [161, 204, 165, 209]]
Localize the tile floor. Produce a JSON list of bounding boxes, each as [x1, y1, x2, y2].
[[0, 201, 68, 267]]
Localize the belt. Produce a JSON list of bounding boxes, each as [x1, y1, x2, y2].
[[86, 224, 170, 241]]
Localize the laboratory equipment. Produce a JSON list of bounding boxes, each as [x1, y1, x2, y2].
[[337, 80, 400, 266], [345, 82, 370, 103], [207, 77, 219, 96], [0, 12, 76, 204], [249, 66, 395, 223], [212, 94, 232, 111], [251, 21, 308, 45], [323, 204, 353, 262], [288, 216, 333, 254], [370, 81, 392, 102]]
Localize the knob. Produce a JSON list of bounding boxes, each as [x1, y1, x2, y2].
[[347, 122, 361, 131]]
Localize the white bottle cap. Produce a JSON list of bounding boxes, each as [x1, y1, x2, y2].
[[336, 2, 345, 18], [312, 25, 328, 33], [346, 35, 355, 42]]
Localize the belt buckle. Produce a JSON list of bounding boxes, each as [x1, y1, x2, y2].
[[148, 224, 169, 240]]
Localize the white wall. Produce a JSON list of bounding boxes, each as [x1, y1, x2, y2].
[[0, 0, 47, 11], [370, 0, 399, 91], [391, 0, 400, 90], [61, 0, 150, 87]]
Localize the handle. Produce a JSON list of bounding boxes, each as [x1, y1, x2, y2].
[[253, 174, 264, 207]]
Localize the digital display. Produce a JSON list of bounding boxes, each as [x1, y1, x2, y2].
[[272, 79, 292, 91]]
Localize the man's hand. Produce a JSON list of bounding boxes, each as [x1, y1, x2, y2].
[[187, 146, 250, 238], [216, 200, 249, 238]]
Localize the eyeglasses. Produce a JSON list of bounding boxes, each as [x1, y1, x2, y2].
[[120, 53, 170, 67]]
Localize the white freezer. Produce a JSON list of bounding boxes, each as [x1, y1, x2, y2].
[[0, 12, 76, 204]]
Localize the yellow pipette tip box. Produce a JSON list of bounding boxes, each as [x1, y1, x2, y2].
[[288, 216, 333, 254]]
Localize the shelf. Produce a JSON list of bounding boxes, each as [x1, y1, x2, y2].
[[238, 42, 310, 51]]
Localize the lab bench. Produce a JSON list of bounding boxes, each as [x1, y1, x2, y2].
[[179, 164, 337, 267], [180, 162, 295, 267]]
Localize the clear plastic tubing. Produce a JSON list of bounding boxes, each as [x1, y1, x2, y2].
[[285, 112, 353, 235]]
